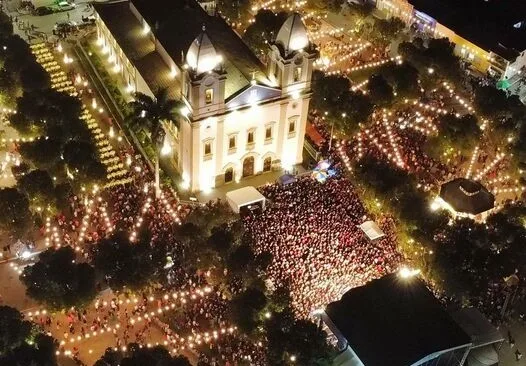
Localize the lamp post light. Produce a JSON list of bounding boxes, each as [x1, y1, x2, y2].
[[153, 127, 166, 199]]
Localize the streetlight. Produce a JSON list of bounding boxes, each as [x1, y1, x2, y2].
[[153, 127, 166, 199]]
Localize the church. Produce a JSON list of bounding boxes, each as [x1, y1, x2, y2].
[[93, 0, 317, 192]]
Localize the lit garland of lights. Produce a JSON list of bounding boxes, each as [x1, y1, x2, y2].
[[350, 79, 369, 92], [492, 186, 525, 195], [382, 113, 405, 168], [347, 56, 402, 73], [486, 175, 511, 185], [322, 43, 371, 71], [31, 43, 131, 187], [51, 287, 214, 346], [336, 141, 352, 172], [309, 27, 343, 41], [464, 146, 479, 179], [473, 152, 505, 181]]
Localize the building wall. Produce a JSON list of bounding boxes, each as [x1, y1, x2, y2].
[[95, 16, 153, 98], [377, 0, 514, 78], [183, 94, 308, 191]]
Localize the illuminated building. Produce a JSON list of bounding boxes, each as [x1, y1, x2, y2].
[[376, 0, 526, 101], [93, 0, 317, 192]]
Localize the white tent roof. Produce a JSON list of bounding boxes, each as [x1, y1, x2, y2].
[[359, 221, 385, 240], [226, 186, 266, 213]]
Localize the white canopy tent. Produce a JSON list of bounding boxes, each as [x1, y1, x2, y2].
[[359, 221, 385, 241], [226, 186, 266, 214]]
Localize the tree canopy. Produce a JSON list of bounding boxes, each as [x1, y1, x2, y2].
[[94, 343, 191, 366], [0, 187, 32, 237], [92, 231, 166, 291], [242, 10, 288, 57], [0, 306, 57, 366], [21, 246, 97, 310], [17, 169, 57, 212]]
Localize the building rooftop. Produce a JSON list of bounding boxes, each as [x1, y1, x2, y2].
[[439, 178, 495, 216], [94, 1, 180, 99], [94, 0, 271, 98], [132, 0, 269, 85], [325, 273, 471, 366], [410, 0, 526, 60]]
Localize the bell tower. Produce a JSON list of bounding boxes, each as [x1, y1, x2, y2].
[[267, 13, 317, 95], [182, 26, 226, 119]]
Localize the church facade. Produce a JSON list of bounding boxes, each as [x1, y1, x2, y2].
[[93, 0, 316, 192]]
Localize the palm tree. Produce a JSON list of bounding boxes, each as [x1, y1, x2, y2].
[[128, 88, 183, 198]]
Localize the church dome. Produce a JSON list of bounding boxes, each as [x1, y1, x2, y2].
[[275, 13, 309, 55], [186, 27, 221, 74]]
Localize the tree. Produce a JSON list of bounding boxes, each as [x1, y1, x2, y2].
[[208, 224, 235, 254], [21, 246, 96, 309], [266, 307, 333, 365], [20, 61, 50, 92], [367, 74, 394, 106], [0, 306, 32, 354], [17, 169, 56, 212], [378, 62, 420, 99], [14, 89, 88, 141], [474, 85, 510, 120], [95, 343, 191, 366], [18, 138, 62, 170], [0, 307, 58, 366], [0, 187, 32, 237], [227, 243, 255, 273], [424, 38, 462, 82], [62, 140, 106, 185], [228, 287, 267, 333], [372, 17, 405, 45], [325, 0, 345, 13], [243, 10, 288, 57], [434, 113, 481, 155], [92, 231, 165, 291], [0, 11, 13, 38], [128, 88, 182, 198], [311, 70, 351, 113]]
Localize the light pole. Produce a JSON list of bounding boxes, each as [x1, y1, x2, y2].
[[153, 127, 166, 199], [329, 112, 345, 151]]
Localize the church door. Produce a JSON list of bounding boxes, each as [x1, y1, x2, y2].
[[263, 157, 272, 172], [242, 157, 254, 177], [225, 168, 234, 183]]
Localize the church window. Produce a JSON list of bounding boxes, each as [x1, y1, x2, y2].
[[293, 66, 302, 82], [288, 120, 296, 134], [229, 135, 236, 149], [265, 126, 272, 140], [205, 88, 214, 104], [247, 130, 255, 144], [204, 141, 212, 156]]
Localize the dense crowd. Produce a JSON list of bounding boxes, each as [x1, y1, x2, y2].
[[244, 175, 403, 317]]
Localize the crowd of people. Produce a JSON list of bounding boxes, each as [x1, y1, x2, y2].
[[244, 175, 403, 317]]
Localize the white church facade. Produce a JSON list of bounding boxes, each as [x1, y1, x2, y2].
[[93, 0, 317, 192]]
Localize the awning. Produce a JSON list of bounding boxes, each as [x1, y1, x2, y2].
[[306, 121, 325, 146], [225, 186, 266, 214], [359, 221, 385, 240], [277, 174, 296, 185]]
